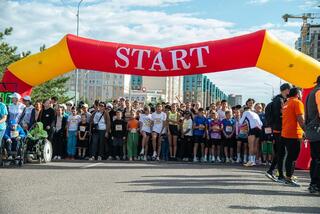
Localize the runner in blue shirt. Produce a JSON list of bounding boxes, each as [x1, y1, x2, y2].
[[193, 108, 207, 162]]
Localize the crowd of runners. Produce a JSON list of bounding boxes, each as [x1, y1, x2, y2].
[[0, 76, 319, 194]]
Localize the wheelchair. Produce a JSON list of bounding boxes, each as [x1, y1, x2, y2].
[[0, 137, 26, 167], [25, 137, 53, 163]]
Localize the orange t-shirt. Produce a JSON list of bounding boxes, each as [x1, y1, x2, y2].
[[281, 98, 304, 139], [127, 119, 139, 129]]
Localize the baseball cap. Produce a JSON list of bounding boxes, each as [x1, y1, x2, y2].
[[9, 92, 21, 100], [280, 83, 291, 91], [106, 103, 113, 109], [23, 96, 31, 101], [66, 100, 74, 106]]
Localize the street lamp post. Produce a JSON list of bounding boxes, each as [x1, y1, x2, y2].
[[264, 83, 275, 100], [75, 0, 83, 105]]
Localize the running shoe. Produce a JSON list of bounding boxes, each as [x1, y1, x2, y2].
[[308, 184, 319, 194], [193, 157, 198, 163], [139, 148, 144, 156], [217, 156, 221, 163], [285, 177, 301, 187], [226, 158, 230, 163], [97, 156, 102, 161], [265, 171, 277, 182], [243, 161, 254, 167], [156, 156, 160, 161], [276, 177, 286, 184], [7, 156, 13, 160], [211, 156, 216, 163], [236, 158, 241, 163]]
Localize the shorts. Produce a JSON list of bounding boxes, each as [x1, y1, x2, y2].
[[262, 141, 273, 155], [141, 131, 151, 137], [210, 139, 221, 146], [169, 125, 179, 136], [237, 137, 248, 144], [223, 137, 236, 148], [248, 127, 261, 138], [193, 135, 205, 144]]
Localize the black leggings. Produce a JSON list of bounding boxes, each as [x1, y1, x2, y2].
[[283, 137, 301, 178], [310, 141, 320, 187], [180, 136, 193, 159], [268, 133, 285, 178]]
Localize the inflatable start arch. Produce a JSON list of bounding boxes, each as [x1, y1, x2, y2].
[[1, 29, 320, 95]]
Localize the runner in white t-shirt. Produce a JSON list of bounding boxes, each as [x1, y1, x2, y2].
[[139, 106, 152, 159], [151, 104, 167, 160]]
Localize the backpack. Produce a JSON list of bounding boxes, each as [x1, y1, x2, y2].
[[264, 101, 273, 127]]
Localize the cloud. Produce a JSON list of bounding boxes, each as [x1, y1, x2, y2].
[[299, 0, 320, 10], [0, 0, 300, 104], [247, 0, 270, 4]]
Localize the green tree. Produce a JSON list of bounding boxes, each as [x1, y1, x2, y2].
[[31, 77, 71, 103], [0, 27, 71, 102], [0, 27, 30, 78]]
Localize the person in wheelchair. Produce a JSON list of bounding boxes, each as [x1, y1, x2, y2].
[[3, 119, 26, 160], [26, 122, 48, 151]]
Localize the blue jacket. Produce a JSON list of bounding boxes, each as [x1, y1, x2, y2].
[[3, 125, 26, 141]]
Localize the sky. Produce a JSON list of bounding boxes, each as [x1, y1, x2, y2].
[[1, 0, 320, 104]]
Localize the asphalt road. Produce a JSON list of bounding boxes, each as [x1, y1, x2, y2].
[[0, 161, 319, 214]]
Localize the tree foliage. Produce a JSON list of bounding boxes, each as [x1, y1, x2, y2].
[[0, 27, 71, 103], [0, 27, 30, 78]]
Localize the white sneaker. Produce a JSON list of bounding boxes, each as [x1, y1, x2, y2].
[[107, 156, 113, 160], [53, 156, 58, 160], [140, 148, 144, 155], [156, 156, 160, 161], [217, 156, 221, 163], [226, 158, 230, 163], [202, 157, 207, 163], [8, 156, 13, 160], [236, 157, 241, 163], [144, 155, 147, 161], [193, 157, 198, 162], [57, 156, 61, 160], [116, 156, 120, 160], [244, 161, 254, 167], [209, 155, 212, 162], [97, 156, 102, 161], [152, 151, 157, 158], [122, 155, 127, 160], [89, 156, 95, 161], [211, 156, 216, 163]]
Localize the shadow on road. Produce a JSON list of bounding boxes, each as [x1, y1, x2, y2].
[[229, 205, 320, 213]]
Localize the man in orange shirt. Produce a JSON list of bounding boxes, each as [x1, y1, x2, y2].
[[281, 87, 305, 186], [305, 76, 320, 194]]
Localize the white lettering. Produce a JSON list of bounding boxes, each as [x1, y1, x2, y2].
[[149, 52, 168, 71], [190, 46, 209, 68], [131, 49, 151, 70], [115, 47, 130, 68], [169, 49, 191, 71]]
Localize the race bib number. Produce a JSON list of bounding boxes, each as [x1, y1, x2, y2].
[[226, 126, 233, 133], [154, 118, 161, 125], [131, 128, 137, 133], [199, 124, 205, 130], [212, 125, 219, 131], [145, 119, 151, 127], [265, 127, 272, 134], [79, 126, 86, 132], [10, 131, 19, 138], [115, 125, 123, 131]]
